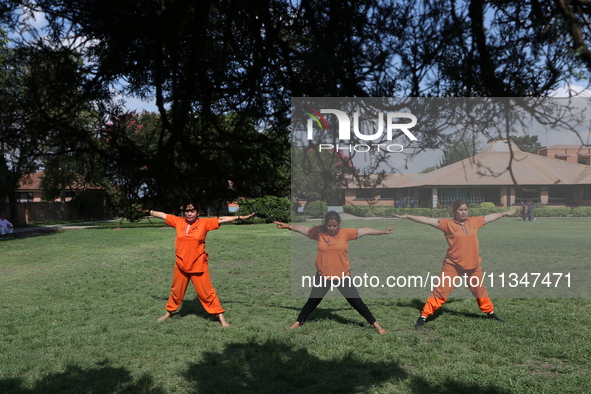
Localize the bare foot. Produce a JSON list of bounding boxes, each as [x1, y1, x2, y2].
[[286, 321, 301, 330], [218, 313, 230, 328], [373, 322, 387, 334], [157, 311, 172, 322]]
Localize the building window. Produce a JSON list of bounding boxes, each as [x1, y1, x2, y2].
[[583, 186, 591, 200], [515, 186, 541, 203], [16, 192, 34, 202], [355, 188, 378, 200], [578, 156, 590, 165], [379, 189, 397, 199], [548, 186, 573, 205]]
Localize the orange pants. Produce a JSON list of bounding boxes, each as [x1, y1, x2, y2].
[[165, 264, 225, 315], [421, 261, 494, 317]]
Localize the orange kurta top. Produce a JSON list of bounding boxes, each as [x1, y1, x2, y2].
[[438, 216, 485, 270], [309, 228, 358, 277], [165, 215, 220, 273]]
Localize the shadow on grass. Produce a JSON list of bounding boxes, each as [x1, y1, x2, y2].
[[391, 298, 463, 311], [275, 304, 380, 328], [176, 298, 210, 318], [410, 376, 513, 394], [152, 296, 249, 323], [7, 228, 61, 240], [183, 339, 407, 393], [392, 298, 478, 320], [175, 298, 247, 322], [0, 362, 164, 393]]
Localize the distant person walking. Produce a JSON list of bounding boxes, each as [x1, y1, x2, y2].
[[275, 211, 395, 334], [527, 201, 535, 221], [520, 201, 527, 221], [393, 199, 516, 328], [148, 202, 254, 327]]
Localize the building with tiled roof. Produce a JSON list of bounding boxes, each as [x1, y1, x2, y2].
[[11, 171, 108, 223], [536, 145, 591, 165], [343, 140, 591, 208], [16, 171, 101, 202]]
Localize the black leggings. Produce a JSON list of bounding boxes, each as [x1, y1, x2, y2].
[[296, 274, 377, 325]]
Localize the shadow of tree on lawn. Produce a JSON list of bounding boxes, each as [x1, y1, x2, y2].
[[409, 376, 513, 394], [182, 339, 407, 394], [276, 304, 378, 329], [0, 361, 164, 393]]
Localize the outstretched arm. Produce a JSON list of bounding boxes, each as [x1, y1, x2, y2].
[[218, 213, 255, 224], [484, 208, 516, 224], [274, 221, 311, 237], [393, 214, 439, 229], [357, 226, 396, 238], [147, 209, 167, 220]]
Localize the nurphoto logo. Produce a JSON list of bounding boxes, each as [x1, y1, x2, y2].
[[305, 108, 418, 152]]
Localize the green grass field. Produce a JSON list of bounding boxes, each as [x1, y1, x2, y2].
[[1, 218, 590, 393]]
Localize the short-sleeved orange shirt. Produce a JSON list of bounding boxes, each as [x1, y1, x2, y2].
[[165, 215, 220, 273], [308, 228, 358, 277], [438, 216, 485, 270]]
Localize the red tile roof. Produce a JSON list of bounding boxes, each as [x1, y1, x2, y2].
[[17, 172, 103, 191]]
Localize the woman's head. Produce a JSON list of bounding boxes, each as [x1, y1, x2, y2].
[[309, 211, 341, 238], [323, 211, 341, 236], [452, 199, 469, 221], [183, 201, 200, 223]]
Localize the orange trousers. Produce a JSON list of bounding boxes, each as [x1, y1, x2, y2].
[[165, 264, 225, 315], [421, 261, 494, 317]]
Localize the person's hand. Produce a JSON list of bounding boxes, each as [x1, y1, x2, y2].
[[505, 208, 516, 216], [274, 221, 290, 229], [240, 213, 255, 219], [392, 214, 407, 219], [135, 205, 150, 213], [381, 226, 397, 234]]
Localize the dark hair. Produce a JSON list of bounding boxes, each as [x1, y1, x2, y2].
[[183, 201, 200, 213], [452, 199, 469, 212], [323, 211, 341, 225], [309, 211, 341, 238]]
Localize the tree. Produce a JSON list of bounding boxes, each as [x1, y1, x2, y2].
[[96, 110, 290, 213], [4, 0, 403, 211], [0, 27, 10, 214], [292, 145, 343, 205], [511, 135, 544, 153], [4, 0, 591, 215], [0, 37, 108, 223], [438, 131, 481, 168]]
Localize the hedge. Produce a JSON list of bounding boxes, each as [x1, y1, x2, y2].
[[343, 205, 591, 218], [237, 196, 290, 223]]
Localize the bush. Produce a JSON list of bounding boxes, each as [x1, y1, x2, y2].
[[529, 206, 571, 217], [306, 201, 328, 218], [343, 204, 591, 218], [571, 206, 591, 217], [237, 196, 290, 223], [344, 205, 450, 218]]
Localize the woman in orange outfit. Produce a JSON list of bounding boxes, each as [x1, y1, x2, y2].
[[149, 202, 254, 327], [275, 211, 396, 334], [394, 199, 515, 328]]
